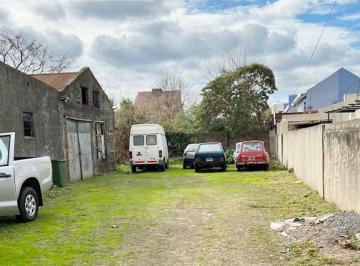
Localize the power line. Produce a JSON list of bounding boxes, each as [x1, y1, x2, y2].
[[294, 0, 338, 96]]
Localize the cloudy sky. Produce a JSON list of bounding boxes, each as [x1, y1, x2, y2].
[[1, 0, 360, 105]]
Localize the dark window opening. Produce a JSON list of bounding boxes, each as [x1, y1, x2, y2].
[[81, 86, 89, 105], [95, 122, 107, 160], [93, 91, 100, 107], [23, 112, 34, 137]]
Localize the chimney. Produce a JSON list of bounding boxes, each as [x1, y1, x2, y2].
[[152, 88, 163, 95]]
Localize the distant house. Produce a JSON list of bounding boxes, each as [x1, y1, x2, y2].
[[0, 62, 115, 183], [134, 88, 182, 116], [286, 68, 360, 113]]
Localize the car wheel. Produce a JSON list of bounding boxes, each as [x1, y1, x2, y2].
[[183, 162, 186, 169], [195, 166, 201, 173], [263, 164, 269, 171], [131, 165, 136, 173], [18, 187, 39, 222]]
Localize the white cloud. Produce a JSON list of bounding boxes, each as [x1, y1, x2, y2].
[[0, 0, 359, 105]]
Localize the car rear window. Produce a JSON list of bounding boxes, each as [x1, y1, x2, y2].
[[133, 135, 144, 146], [242, 142, 263, 152], [146, 135, 157, 145], [198, 143, 222, 152], [185, 144, 199, 152]]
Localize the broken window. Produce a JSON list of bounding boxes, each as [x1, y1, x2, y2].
[[93, 91, 100, 107], [81, 86, 89, 105], [23, 112, 34, 137], [95, 122, 107, 160]]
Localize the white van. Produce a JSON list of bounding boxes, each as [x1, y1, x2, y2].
[[129, 124, 169, 172]]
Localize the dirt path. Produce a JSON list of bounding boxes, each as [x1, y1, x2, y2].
[[118, 185, 281, 265]]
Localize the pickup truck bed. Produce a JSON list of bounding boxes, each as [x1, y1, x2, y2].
[[0, 133, 53, 222]]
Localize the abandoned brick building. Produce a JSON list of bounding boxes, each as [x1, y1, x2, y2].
[[0, 62, 115, 182]]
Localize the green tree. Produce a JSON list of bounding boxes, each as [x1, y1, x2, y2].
[[198, 63, 276, 144]]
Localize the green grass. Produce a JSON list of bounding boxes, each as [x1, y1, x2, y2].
[[0, 160, 337, 265]]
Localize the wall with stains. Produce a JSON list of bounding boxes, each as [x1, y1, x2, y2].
[[0, 62, 64, 160], [276, 117, 360, 213]]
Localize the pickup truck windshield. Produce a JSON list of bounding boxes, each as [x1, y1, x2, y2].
[[198, 144, 222, 152], [242, 142, 263, 152], [0, 136, 10, 166]]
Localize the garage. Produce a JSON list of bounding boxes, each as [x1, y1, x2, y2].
[[66, 119, 94, 181]]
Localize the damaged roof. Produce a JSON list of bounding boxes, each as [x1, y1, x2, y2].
[[32, 71, 81, 92]]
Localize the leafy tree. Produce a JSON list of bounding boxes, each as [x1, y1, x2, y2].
[[198, 63, 276, 144]]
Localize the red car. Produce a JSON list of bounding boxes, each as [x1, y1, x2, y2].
[[235, 140, 269, 171]]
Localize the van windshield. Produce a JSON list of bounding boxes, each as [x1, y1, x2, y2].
[[133, 135, 144, 146]]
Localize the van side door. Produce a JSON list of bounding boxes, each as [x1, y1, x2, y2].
[[0, 133, 16, 204]]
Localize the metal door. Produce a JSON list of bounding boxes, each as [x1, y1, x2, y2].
[[66, 120, 93, 181], [66, 120, 81, 181], [78, 122, 93, 179]]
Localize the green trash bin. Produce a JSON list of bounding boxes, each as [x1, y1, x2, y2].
[[51, 160, 67, 187]]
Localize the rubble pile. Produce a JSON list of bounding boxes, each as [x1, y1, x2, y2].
[[270, 212, 360, 249]]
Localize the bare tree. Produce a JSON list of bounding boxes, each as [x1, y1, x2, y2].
[[204, 46, 250, 80], [0, 31, 72, 74]]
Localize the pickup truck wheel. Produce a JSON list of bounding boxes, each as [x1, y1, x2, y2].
[[18, 187, 39, 222], [131, 165, 136, 173]]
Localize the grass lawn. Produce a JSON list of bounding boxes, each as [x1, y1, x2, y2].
[[0, 160, 337, 265]]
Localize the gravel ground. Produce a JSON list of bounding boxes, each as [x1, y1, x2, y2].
[[271, 211, 360, 263]]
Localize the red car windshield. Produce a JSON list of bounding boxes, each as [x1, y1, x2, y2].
[[242, 142, 263, 152]]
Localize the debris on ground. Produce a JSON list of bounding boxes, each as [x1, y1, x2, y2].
[[270, 212, 360, 250]]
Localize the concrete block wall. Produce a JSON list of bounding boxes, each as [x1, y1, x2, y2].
[[286, 125, 324, 196], [324, 119, 360, 212], [276, 118, 360, 213]]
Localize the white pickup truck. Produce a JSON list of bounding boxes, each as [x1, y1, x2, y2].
[[0, 133, 52, 222]]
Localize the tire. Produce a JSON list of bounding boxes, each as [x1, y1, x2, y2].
[[237, 166, 241, 172], [221, 165, 226, 172], [195, 166, 201, 173], [263, 164, 269, 171], [165, 160, 169, 169], [183, 162, 186, 169], [131, 165, 136, 173], [17, 187, 39, 222], [160, 160, 166, 172]]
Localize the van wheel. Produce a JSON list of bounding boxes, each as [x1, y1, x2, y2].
[[18, 187, 39, 222], [131, 166, 136, 173], [165, 160, 169, 169], [160, 161, 166, 172]]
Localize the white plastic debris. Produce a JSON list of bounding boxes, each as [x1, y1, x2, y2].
[[270, 221, 285, 231]]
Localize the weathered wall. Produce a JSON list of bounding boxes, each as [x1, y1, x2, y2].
[[269, 127, 277, 156], [61, 68, 116, 174], [0, 62, 64, 160], [275, 117, 360, 213], [324, 119, 360, 212], [286, 125, 324, 195]]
